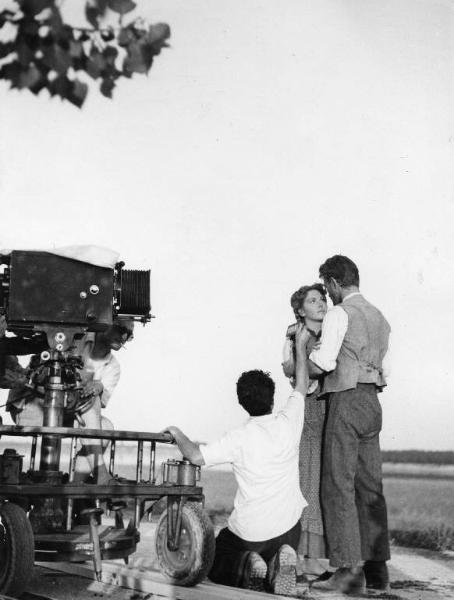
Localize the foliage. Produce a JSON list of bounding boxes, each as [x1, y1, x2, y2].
[[0, 0, 170, 107]]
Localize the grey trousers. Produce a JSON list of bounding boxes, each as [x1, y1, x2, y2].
[[321, 384, 390, 568]]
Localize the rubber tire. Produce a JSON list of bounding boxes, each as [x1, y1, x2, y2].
[[0, 502, 34, 596], [155, 501, 215, 586]]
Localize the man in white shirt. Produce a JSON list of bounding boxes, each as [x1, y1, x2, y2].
[[308, 255, 391, 595], [164, 324, 311, 595]]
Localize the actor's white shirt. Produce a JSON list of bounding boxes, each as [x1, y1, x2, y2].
[[83, 353, 120, 407], [200, 391, 306, 541], [79, 334, 121, 407], [309, 292, 390, 376]]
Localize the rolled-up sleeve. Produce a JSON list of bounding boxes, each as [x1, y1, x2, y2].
[[309, 307, 348, 372], [276, 391, 305, 438], [200, 429, 242, 467]]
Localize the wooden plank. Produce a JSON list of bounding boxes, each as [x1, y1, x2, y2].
[[36, 561, 300, 600]]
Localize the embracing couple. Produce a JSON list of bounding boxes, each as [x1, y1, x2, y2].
[[283, 254, 391, 595], [165, 254, 390, 597]]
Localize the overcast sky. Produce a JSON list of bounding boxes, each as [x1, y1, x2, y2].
[[1, 0, 453, 450]]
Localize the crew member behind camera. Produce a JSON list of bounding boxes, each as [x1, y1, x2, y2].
[[163, 324, 311, 596], [0, 315, 47, 390], [74, 319, 134, 484], [6, 319, 134, 485]]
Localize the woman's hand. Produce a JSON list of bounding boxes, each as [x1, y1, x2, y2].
[[294, 323, 311, 354]]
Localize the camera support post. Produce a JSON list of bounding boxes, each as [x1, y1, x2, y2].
[[29, 326, 87, 532], [35, 326, 86, 471]]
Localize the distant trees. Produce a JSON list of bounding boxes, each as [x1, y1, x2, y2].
[[382, 450, 454, 465], [0, 0, 170, 107]]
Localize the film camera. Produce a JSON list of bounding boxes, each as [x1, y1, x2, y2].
[[0, 251, 215, 594], [0, 248, 152, 450], [0, 249, 151, 349]]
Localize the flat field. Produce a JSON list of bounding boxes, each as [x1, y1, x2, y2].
[[199, 467, 454, 550]]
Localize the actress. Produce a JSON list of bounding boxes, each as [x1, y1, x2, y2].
[[282, 283, 328, 576]]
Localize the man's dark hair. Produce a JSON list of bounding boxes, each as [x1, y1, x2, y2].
[[319, 255, 360, 287], [236, 370, 275, 417]]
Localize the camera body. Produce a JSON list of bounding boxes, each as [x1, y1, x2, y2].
[[0, 250, 151, 340]]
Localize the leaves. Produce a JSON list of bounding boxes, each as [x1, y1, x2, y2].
[[0, 42, 14, 59], [123, 40, 147, 74], [0, 0, 170, 107], [48, 73, 71, 97], [69, 39, 83, 59], [84, 0, 107, 29], [52, 44, 72, 74], [118, 25, 135, 47], [108, 0, 136, 15], [17, 64, 41, 89], [121, 22, 170, 75], [16, 38, 34, 66], [146, 23, 170, 47], [20, 0, 54, 17], [86, 46, 105, 79], [68, 79, 88, 107], [100, 76, 115, 98]]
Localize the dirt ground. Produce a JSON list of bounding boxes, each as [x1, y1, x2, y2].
[[23, 522, 454, 600]]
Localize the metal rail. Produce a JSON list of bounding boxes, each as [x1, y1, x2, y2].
[[0, 425, 174, 443], [0, 482, 202, 498]]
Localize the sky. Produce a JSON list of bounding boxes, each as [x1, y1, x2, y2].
[[0, 0, 453, 450]]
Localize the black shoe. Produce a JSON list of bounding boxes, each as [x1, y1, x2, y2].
[[313, 570, 334, 582], [311, 567, 366, 595], [364, 560, 390, 593]]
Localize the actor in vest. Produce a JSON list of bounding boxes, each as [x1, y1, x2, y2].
[[308, 255, 391, 595]]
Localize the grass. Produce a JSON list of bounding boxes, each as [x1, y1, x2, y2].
[[200, 468, 454, 551], [384, 477, 454, 551]]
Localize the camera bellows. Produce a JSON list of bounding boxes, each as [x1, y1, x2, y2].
[[117, 269, 151, 318]]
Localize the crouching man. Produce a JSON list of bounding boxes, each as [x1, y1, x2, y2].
[[163, 324, 310, 595]]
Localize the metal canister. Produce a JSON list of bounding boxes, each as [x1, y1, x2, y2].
[[0, 448, 23, 484], [162, 459, 200, 486]]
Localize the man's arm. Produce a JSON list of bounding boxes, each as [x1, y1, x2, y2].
[[308, 359, 324, 378], [162, 426, 205, 466], [293, 324, 311, 396], [382, 332, 391, 380], [308, 307, 348, 374]]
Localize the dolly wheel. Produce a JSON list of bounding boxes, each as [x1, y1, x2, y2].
[[0, 502, 34, 596], [155, 501, 215, 586]]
